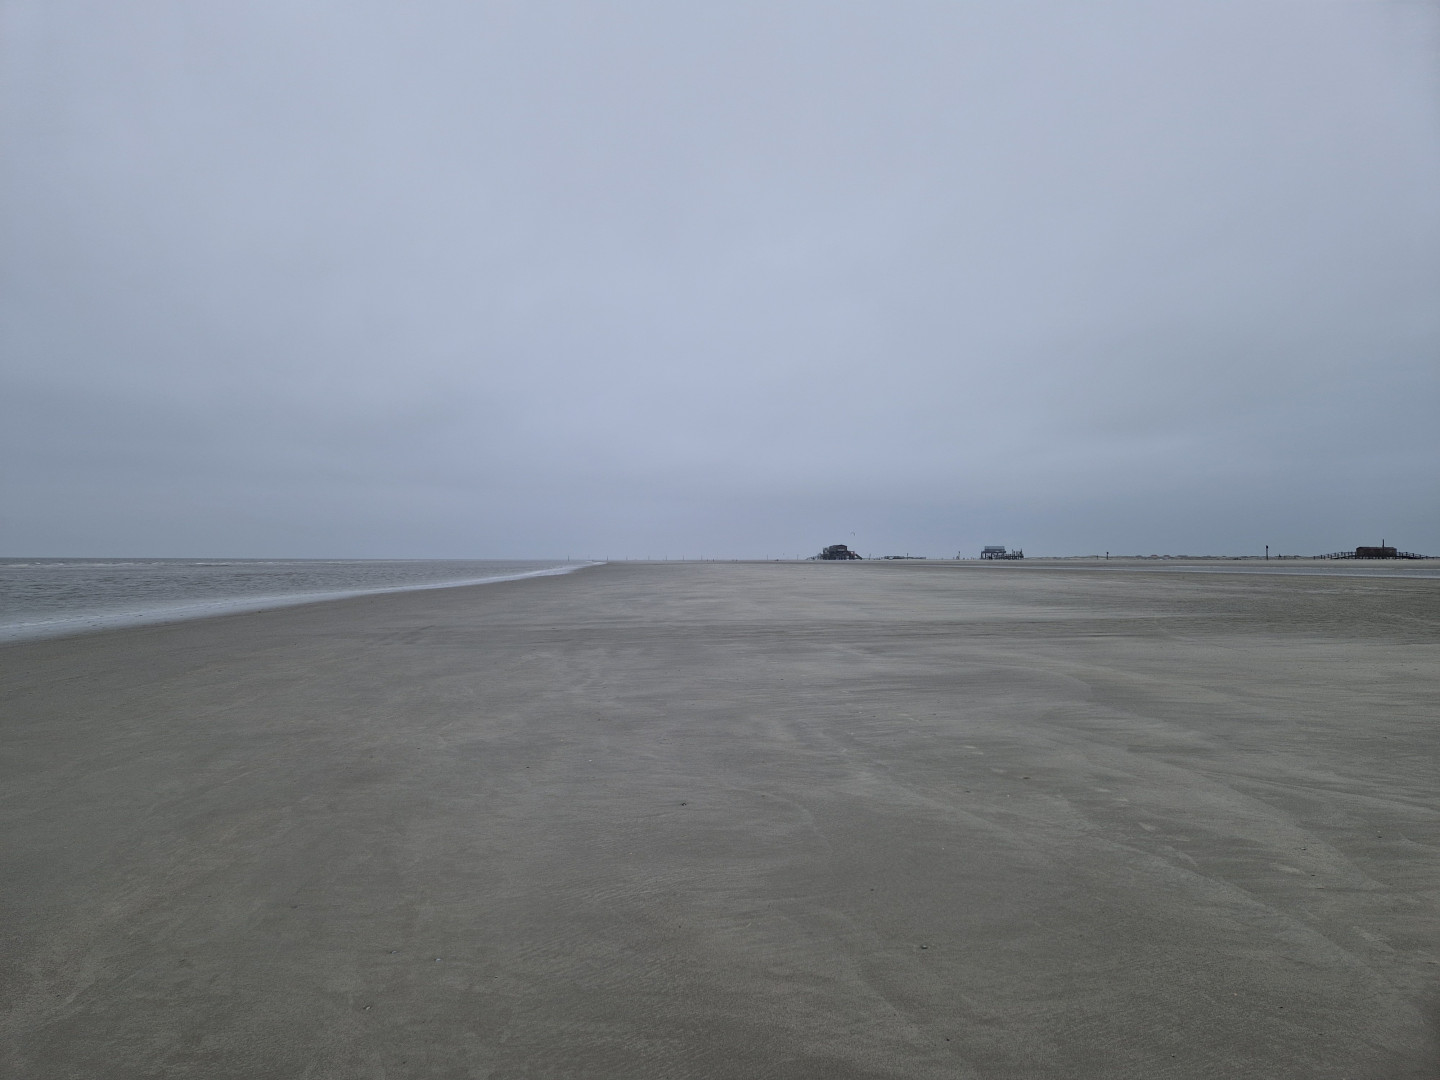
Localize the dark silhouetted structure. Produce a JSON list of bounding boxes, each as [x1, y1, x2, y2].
[[979, 546, 1023, 560], [1354, 545, 1398, 559], [1322, 540, 1428, 559], [812, 544, 862, 560]]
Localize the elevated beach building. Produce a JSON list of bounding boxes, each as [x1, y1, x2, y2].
[[1323, 541, 1428, 559], [811, 544, 863, 560], [979, 546, 1023, 560]]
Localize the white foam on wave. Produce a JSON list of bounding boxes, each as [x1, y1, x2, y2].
[[0, 562, 601, 644]]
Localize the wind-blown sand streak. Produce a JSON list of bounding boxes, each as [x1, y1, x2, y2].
[[1, 561, 1436, 1078]]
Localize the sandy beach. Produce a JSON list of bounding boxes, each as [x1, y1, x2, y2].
[[2, 559, 1437, 1078]]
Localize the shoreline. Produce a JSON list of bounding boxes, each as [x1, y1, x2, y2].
[[8, 555, 1437, 648], [0, 560, 599, 646], [5, 553, 1437, 649]]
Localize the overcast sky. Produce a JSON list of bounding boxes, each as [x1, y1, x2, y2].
[[3, 1, 1437, 558]]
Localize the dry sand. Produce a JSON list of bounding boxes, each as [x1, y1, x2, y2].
[[1, 559, 1437, 1078]]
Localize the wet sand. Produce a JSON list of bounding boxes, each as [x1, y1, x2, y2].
[[2, 560, 1437, 1078]]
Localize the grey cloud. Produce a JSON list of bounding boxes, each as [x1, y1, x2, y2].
[[3, 1, 1437, 557]]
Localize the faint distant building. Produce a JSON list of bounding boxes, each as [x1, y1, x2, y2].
[[979, 546, 1023, 560], [1323, 541, 1426, 559], [1354, 545, 1398, 558]]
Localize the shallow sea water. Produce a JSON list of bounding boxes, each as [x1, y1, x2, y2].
[[0, 558, 585, 643]]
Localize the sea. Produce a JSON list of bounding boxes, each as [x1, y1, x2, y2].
[[0, 558, 589, 644]]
